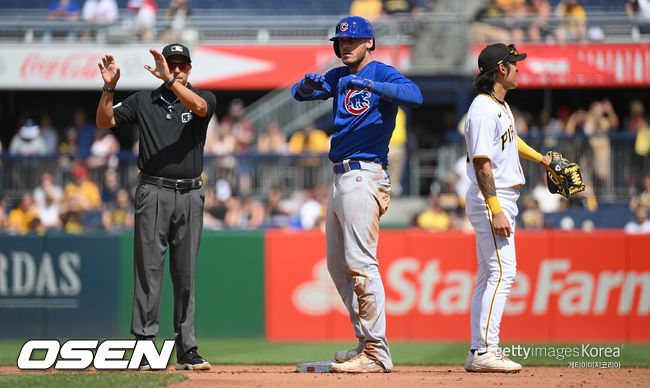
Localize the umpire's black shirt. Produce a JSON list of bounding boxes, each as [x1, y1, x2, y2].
[[112, 83, 217, 179]]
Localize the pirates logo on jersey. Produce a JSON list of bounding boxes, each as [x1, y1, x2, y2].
[[344, 90, 371, 115]]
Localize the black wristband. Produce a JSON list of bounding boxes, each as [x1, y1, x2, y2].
[[103, 85, 115, 93], [165, 78, 176, 88]]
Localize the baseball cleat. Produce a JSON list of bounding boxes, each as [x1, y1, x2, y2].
[[466, 350, 522, 373], [330, 353, 388, 373], [334, 348, 360, 363], [175, 350, 211, 370], [463, 350, 475, 372]]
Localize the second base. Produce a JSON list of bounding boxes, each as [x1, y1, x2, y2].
[[296, 359, 337, 373]]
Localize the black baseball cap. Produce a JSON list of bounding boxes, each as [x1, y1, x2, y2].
[[478, 43, 526, 72], [162, 43, 191, 63]]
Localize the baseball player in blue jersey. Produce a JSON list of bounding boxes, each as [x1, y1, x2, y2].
[[291, 16, 422, 373]]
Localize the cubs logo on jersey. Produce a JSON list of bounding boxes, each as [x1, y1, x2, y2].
[[344, 90, 371, 115]]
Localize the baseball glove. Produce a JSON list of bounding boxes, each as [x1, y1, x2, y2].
[[545, 151, 585, 199]]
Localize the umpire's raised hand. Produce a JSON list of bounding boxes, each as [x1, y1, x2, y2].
[[98, 54, 120, 88]]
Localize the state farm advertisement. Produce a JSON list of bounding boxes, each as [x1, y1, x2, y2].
[[471, 42, 650, 88], [265, 230, 650, 342], [0, 43, 411, 90]]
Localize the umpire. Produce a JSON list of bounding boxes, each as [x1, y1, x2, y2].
[[96, 43, 216, 370]]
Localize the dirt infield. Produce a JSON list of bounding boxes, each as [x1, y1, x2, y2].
[[1, 365, 647, 387]]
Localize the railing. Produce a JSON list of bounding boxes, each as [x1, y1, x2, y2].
[[1, 135, 645, 204], [409, 134, 646, 201]]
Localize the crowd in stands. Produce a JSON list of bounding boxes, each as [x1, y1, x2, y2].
[[470, 0, 645, 43], [1, 89, 649, 234], [42, 0, 184, 42]]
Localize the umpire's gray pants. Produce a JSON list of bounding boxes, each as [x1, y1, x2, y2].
[[131, 181, 204, 361], [326, 161, 393, 371]]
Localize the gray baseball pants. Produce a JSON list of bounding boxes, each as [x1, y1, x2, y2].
[[326, 161, 393, 371], [131, 181, 204, 361]]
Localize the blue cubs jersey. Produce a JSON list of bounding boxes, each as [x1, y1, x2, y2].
[[291, 61, 422, 165]]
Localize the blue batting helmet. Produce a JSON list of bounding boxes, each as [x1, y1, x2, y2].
[[329, 16, 375, 58]]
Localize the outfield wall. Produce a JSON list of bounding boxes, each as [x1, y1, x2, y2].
[[1, 230, 648, 343], [265, 230, 650, 343]]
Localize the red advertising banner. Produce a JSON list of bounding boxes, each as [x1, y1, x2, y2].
[[265, 230, 650, 342], [471, 43, 650, 88]]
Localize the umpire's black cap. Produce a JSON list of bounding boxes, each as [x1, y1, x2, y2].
[[162, 43, 191, 63], [478, 43, 526, 72]]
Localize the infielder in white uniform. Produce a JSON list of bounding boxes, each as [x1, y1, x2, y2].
[[463, 43, 551, 373]]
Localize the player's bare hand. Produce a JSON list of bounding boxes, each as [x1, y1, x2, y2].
[[144, 49, 173, 83], [541, 153, 551, 167], [492, 212, 512, 238], [98, 54, 120, 88]]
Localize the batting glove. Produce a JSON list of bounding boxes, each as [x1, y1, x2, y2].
[[338, 74, 372, 94], [300, 73, 331, 94]]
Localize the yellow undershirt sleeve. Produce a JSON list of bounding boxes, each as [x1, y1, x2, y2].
[[517, 136, 543, 163]]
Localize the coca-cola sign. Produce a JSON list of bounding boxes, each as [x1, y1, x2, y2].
[[20, 52, 99, 81]]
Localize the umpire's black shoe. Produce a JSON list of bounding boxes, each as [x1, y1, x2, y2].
[[175, 349, 211, 370]]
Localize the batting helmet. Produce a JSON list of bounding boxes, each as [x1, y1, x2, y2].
[[329, 16, 375, 58]]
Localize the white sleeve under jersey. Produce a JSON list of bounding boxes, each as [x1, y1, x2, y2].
[[464, 93, 525, 189]]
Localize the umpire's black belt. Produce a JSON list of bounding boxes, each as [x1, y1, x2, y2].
[[333, 160, 385, 174], [139, 173, 203, 191]]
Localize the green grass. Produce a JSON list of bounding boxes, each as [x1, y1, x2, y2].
[[0, 373, 185, 387], [1, 340, 649, 368]]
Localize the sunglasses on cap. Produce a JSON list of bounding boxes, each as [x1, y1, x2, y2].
[[167, 61, 190, 72], [497, 44, 519, 66]]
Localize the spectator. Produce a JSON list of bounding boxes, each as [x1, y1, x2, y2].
[[470, 0, 511, 43], [298, 186, 327, 230], [585, 100, 618, 188], [627, 100, 648, 133], [9, 119, 48, 156], [350, 0, 384, 20], [71, 108, 96, 158], [82, 0, 118, 24], [221, 99, 255, 153], [624, 207, 650, 234], [101, 188, 134, 231], [7, 193, 40, 235], [264, 185, 290, 227], [531, 173, 563, 213], [162, 0, 190, 41], [382, 0, 422, 16], [388, 108, 407, 196], [37, 191, 62, 230], [88, 127, 120, 168], [256, 121, 287, 154], [202, 187, 225, 230], [39, 114, 59, 155], [100, 168, 121, 207], [130, 0, 158, 41], [288, 122, 330, 154], [554, 0, 587, 42], [630, 173, 650, 211], [626, 0, 650, 38], [59, 127, 80, 168], [63, 163, 101, 211], [33, 171, 64, 208], [526, 0, 552, 42], [47, 0, 81, 21], [416, 193, 450, 232], [520, 195, 544, 229]]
